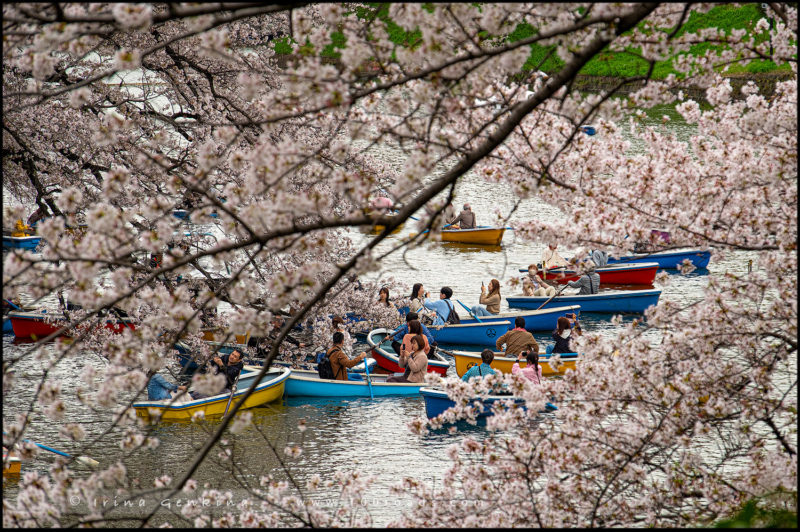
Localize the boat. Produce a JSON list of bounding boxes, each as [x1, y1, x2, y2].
[[366, 328, 451, 375], [456, 305, 581, 332], [173, 209, 219, 219], [2, 449, 21, 476], [420, 387, 557, 419], [520, 262, 659, 286], [428, 320, 513, 347], [410, 226, 507, 246], [2, 234, 42, 250], [605, 249, 711, 269], [506, 288, 661, 313], [8, 310, 137, 340], [448, 349, 579, 378], [2, 317, 12, 335], [200, 328, 251, 344], [283, 368, 426, 398], [133, 367, 291, 421]]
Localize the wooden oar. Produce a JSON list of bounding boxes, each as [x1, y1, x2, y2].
[[363, 354, 374, 399], [456, 299, 482, 323], [223, 372, 241, 417], [535, 284, 569, 311]]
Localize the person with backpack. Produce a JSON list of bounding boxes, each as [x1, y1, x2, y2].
[[461, 349, 496, 382], [422, 286, 461, 326], [319, 331, 368, 381]]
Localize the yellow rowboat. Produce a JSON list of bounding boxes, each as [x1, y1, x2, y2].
[[409, 226, 507, 246], [133, 367, 290, 421], [3, 450, 21, 476], [448, 350, 579, 378]]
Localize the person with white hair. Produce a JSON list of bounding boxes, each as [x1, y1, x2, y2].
[[449, 203, 476, 229]]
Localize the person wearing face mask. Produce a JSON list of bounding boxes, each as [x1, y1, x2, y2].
[[551, 315, 581, 354]]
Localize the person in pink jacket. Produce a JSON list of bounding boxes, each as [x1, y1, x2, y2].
[[511, 350, 542, 385]]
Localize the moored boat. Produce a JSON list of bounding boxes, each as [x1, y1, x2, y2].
[[8, 310, 136, 340], [605, 249, 711, 269], [448, 349, 579, 378], [2, 316, 13, 335], [2, 449, 21, 476], [366, 328, 450, 375], [283, 368, 426, 398], [522, 262, 659, 286], [428, 319, 513, 347], [506, 288, 661, 313], [420, 387, 557, 419], [133, 367, 290, 421], [456, 305, 581, 332]]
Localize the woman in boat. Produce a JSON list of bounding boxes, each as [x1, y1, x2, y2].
[[470, 278, 501, 317], [512, 350, 542, 385], [551, 316, 581, 354], [331, 315, 354, 355], [400, 319, 430, 357], [522, 264, 556, 297], [378, 286, 392, 307], [387, 334, 428, 383], [409, 283, 435, 324]]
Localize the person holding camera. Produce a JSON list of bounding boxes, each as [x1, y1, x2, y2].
[[551, 315, 581, 354]]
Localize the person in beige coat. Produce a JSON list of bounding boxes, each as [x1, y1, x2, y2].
[[470, 278, 501, 317], [387, 334, 429, 383]]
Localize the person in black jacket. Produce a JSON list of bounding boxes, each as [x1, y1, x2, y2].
[[212, 350, 244, 392]]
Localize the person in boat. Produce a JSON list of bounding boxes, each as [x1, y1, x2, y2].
[[461, 349, 497, 382], [541, 243, 569, 270], [408, 283, 435, 324], [392, 311, 436, 359], [566, 263, 600, 295], [147, 372, 187, 400], [11, 219, 34, 237], [387, 333, 429, 383], [591, 249, 609, 268], [470, 278, 501, 317], [512, 350, 542, 385], [327, 331, 368, 381], [211, 349, 245, 392], [378, 286, 393, 308], [251, 315, 306, 356], [551, 316, 581, 354], [423, 286, 459, 326], [331, 315, 354, 355], [370, 195, 394, 211], [449, 203, 476, 230], [495, 316, 539, 357], [522, 264, 556, 297], [443, 202, 458, 226]]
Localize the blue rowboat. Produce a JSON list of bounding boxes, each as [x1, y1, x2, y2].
[[606, 249, 711, 269], [283, 368, 426, 398], [173, 209, 219, 219], [457, 305, 581, 332], [428, 320, 512, 347], [2, 235, 42, 250], [506, 289, 661, 313], [420, 387, 557, 419], [2, 316, 13, 335]]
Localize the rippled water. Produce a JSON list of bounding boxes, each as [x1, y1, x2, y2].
[[2, 105, 760, 526]]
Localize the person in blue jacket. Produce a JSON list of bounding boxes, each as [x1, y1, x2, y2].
[[391, 311, 436, 359], [461, 349, 497, 382], [423, 286, 458, 326], [147, 373, 186, 400]]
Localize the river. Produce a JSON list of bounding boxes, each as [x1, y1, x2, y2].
[[2, 105, 758, 526]]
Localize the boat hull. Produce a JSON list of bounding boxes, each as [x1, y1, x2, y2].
[[506, 289, 661, 313], [366, 328, 450, 375], [546, 262, 658, 286], [440, 227, 505, 245], [450, 350, 578, 378], [2, 454, 21, 476], [8, 311, 136, 340], [283, 369, 426, 397], [606, 249, 711, 269], [421, 387, 527, 419], [457, 305, 581, 332], [2, 235, 42, 250], [133, 368, 290, 421], [428, 320, 513, 347]]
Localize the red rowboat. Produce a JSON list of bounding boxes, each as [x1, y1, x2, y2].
[[8, 310, 136, 340], [546, 262, 658, 286]]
